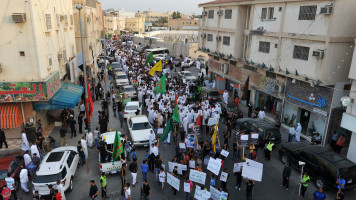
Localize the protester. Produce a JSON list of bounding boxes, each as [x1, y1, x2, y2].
[[142, 180, 151, 200], [281, 162, 291, 190], [0, 129, 8, 148], [300, 172, 310, 198], [89, 180, 99, 200]]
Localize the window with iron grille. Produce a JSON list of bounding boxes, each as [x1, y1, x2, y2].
[[259, 41, 270, 53], [293, 46, 310, 61], [45, 14, 52, 31], [261, 8, 267, 19], [268, 7, 274, 19], [207, 34, 213, 41], [225, 10, 232, 19], [298, 6, 317, 20], [208, 10, 214, 19], [223, 36, 230, 46]]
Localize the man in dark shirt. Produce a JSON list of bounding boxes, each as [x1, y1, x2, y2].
[[31, 153, 41, 168], [282, 162, 292, 190], [59, 125, 67, 147], [89, 180, 99, 200], [77, 141, 85, 166], [97, 142, 107, 163], [245, 178, 254, 200], [69, 116, 76, 138], [78, 114, 83, 134], [142, 180, 151, 199], [0, 128, 8, 148]]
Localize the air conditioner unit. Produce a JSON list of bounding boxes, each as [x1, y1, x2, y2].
[[58, 53, 63, 60], [216, 36, 221, 41], [320, 6, 332, 15], [313, 50, 324, 58], [12, 13, 26, 23], [217, 10, 224, 15], [201, 33, 206, 38], [202, 11, 207, 16]]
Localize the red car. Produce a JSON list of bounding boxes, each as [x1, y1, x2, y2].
[[0, 155, 24, 190]]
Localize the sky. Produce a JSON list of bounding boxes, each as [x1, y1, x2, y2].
[[101, 0, 209, 15]]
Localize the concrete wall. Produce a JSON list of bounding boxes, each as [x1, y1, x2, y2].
[[251, 3, 284, 33], [250, 35, 279, 68], [329, 0, 356, 38]]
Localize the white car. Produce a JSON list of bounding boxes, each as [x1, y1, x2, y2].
[[179, 71, 197, 80], [124, 101, 142, 119], [115, 72, 129, 87], [99, 131, 125, 174], [182, 58, 195, 67], [32, 146, 79, 195], [123, 85, 137, 99], [154, 54, 166, 60], [127, 116, 153, 146]]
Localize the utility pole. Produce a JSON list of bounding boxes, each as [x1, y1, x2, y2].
[[76, 4, 90, 129], [102, 10, 108, 95]]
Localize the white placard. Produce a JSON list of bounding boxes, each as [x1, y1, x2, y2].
[[189, 169, 206, 185], [179, 143, 186, 149], [242, 159, 263, 182], [209, 186, 221, 200], [189, 160, 196, 168], [220, 150, 229, 157], [245, 159, 263, 169], [184, 182, 190, 193], [168, 162, 183, 175], [220, 171, 228, 182], [194, 186, 211, 200], [241, 134, 249, 140], [159, 172, 166, 182], [207, 118, 218, 126], [167, 173, 180, 191], [157, 128, 164, 135], [207, 158, 222, 176], [233, 162, 245, 173], [251, 133, 259, 139], [182, 165, 187, 171]]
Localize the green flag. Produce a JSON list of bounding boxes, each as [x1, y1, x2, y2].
[[160, 118, 174, 141], [172, 103, 180, 123], [153, 74, 166, 95], [112, 129, 124, 161], [145, 52, 154, 65]]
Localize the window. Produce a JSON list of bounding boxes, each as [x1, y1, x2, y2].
[[207, 34, 213, 41], [223, 36, 230, 46], [261, 7, 274, 20], [56, 14, 60, 29], [298, 5, 317, 20], [64, 15, 68, 27], [259, 41, 270, 53], [208, 10, 214, 19], [268, 7, 274, 19], [63, 49, 67, 61], [225, 10, 232, 19], [19, 51, 25, 56], [261, 8, 267, 19], [45, 14, 52, 31], [66, 152, 75, 167], [48, 55, 53, 67], [70, 14, 74, 26], [293, 45, 310, 61]]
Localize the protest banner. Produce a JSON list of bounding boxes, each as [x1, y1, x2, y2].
[[182, 165, 187, 171], [233, 162, 245, 173], [168, 162, 183, 175], [220, 150, 229, 157], [242, 159, 263, 182], [209, 186, 221, 200], [194, 186, 211, 200], [167, 173, 180, 191], [207, 157, 222, 176], [179, 143, 186, 152], [189, 169, 206, 185], [193, 125, 200, 135], [220, 171, 228, 182], [184, 182, 190, 193], [207, 118, 217, 126], [250, 133, 259, 145], [157, 128, 164, 137], [240, 134, 249, 146], [189, 160, 196, 168]]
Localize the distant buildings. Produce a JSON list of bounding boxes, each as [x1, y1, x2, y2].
[[168, 17, 199, 30]]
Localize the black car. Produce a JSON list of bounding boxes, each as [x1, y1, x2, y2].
[[202, 87, 221, 104], [279, 142, 356, 190], [234, 118, 281, 146]]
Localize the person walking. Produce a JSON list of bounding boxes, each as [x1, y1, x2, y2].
[[56, 180, 66, 200], [124, 183, 131, 200], [336, 175, 345, 191], [184, 177, 193, 200], [113, 103, 117, 118], [300, 172, 310, 198], [335, 135, 345, 154], [295, 123, 302, 142], [129, 159, 138, 187], [313, 187, 326, 200], [235, 165, 243, 191], [19, 166, 29, 193], [69, 115, 77, 138], [119, 110, 124, 128], [141, 160, 148, 181], [5, 173, 17, 199], [100, 172, 108, 199], [0, 128, 8, 148], [264, 140, 274, 161], [21, 132, 30, 151], [281, 162, 291, 190], [142, 180, 151, 200], [159, 168, 166, 190], [245, 178, 254, 200], [288, 124, 295, 143], [89, 180, 99, 200], [78, 113, 83, 134], [60, 125, 67, 147], [1, 185, 11, 200]]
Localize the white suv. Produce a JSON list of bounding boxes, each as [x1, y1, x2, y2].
[[32, 146, 79, 195], [127, 116, 153, 147]]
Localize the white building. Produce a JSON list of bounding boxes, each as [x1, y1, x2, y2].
[[199, 0, 356, 144]]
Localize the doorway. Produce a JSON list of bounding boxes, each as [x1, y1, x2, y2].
[[300, 109, 310, 134]]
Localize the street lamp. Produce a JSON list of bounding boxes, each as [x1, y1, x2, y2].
[[76, 4, 90, 129]]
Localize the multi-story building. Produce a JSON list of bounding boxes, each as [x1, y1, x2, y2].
[[199, 0, 356, 145], [104, 11, 125, 35], [168, 17, 200, 30], [139, 11, 171, 23], [0, 0, 83, 137], [125, 16, 145, 33], [73, 0, 103, 76]]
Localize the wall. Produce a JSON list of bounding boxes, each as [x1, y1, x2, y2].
[[328, 0, 356, 38], [251, 3, 284, 33], [250, 35, 279, 68]]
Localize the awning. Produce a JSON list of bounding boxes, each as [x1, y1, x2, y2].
[[33, 83, 84, 110], [0, 103, 23, 129]]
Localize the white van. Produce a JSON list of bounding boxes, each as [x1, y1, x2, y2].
[[146, 48, 169, 58]]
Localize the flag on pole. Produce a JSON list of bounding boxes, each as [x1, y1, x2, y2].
[[196, 114, 202, 126], [85, 77, 93, 123], [212, 118, 219, 153], [153, 74, 166, 95], [148, 60, 163, 76], [112, 129, 124, 161], [160, 118, 174, 141], [174, 88, 178, 104], [241, 76, 250, 100], [172, 103, 180, 123], [145, 52, 154, 65]]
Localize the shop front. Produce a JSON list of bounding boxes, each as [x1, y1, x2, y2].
[[282, 78, 333, 141]]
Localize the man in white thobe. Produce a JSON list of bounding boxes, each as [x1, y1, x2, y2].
[[21, 132, 30, 151], [81, 136, 88, 159], [30, 144, 40, 158], [20, 167, 29, 192], [149, 130, 155, 154], [183, 116, 189, 133], [196, 60, 201, 70], [295, 123, 302, 142], [223, 90, 228, 104]]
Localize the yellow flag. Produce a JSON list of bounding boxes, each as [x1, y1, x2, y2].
[[148, 60, 162, 76], [212, 118, 219, 153]]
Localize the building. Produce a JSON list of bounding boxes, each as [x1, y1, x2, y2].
[[125, 16, 145, 34], [168, 17, 200, 30], [199, 0, 356, 145], [103, 11, 125, 35], [73, 0, 103, 76], [0, 0, 83, 138], [139, 11, 170, 23]]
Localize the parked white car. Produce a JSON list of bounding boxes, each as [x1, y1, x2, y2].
[[124, 101, 142, 119], [123, 85, 137, 99], [179, 71, 197, 80], [127, 116, 153, 147], [182, 58, 195, 67], [99, 131, 125, 174], [115, 72, 129, 87], [32, 146, 79, 195]]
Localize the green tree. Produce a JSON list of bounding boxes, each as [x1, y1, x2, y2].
[[157, 17, 168, 26], [171, 11, 182, 19]]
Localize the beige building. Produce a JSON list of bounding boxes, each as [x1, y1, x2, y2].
[[73, 0, 103, 76], [139, 11, 170, 23], [168, 18, 199, 30], [104, 11, 125, 35], [125, 16, 145, 33], [199, 0, 356, 144], [0, 0, 81, 137]]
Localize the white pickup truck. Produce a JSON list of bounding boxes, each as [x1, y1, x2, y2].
[[99, 131, 125, 174]]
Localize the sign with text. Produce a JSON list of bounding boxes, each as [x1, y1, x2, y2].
[[209, 186, 221, 200], [167, 173, 180, 191], [250, 133, 259, 145], [168, 162, 184, 175], [184, 182, 190, 193], [220, 150, 229, 157], [233, 162, 245, 173], [207, 118, 218, 126], [189, 169, 206, 185], [189, 160, 196, 168], [207, 158, 222, 176], [242, 159, 263, 182], [220, 171, 228, 182], [240, 134, 249, 146], [194, 186, 211, 200]]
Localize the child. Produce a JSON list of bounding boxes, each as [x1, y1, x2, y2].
[[55, 189, 62, 200], [132, 149, 137, 160], [159, 168, 166, 190], [145, 151, 150, 160], [33, 190, 40, 200], [1, 185, 11, 200]]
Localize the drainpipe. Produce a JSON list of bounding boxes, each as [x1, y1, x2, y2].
[[29, 0, 43, 80]]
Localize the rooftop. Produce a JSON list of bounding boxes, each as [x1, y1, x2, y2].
[[199, 0, 244, 6]]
